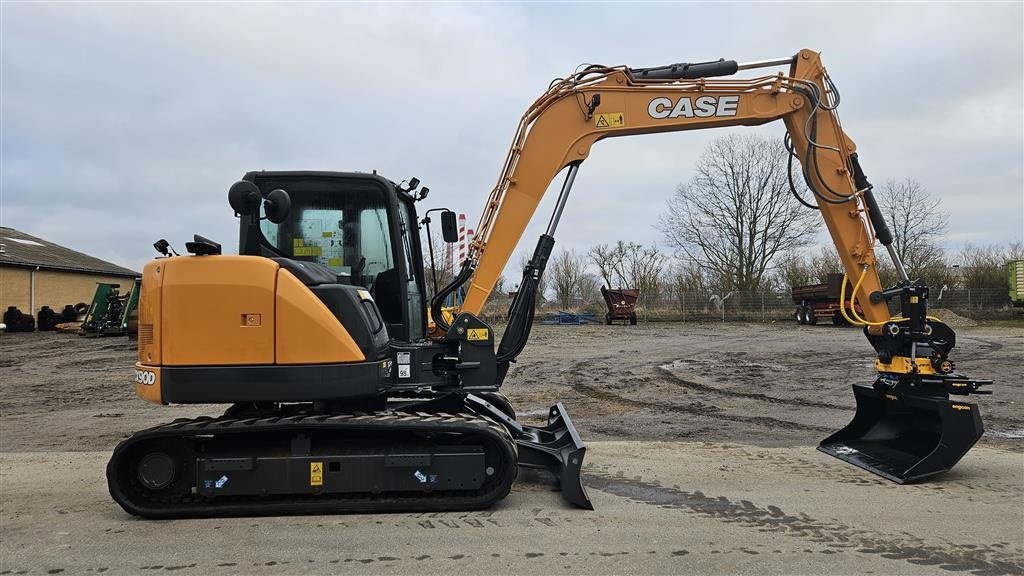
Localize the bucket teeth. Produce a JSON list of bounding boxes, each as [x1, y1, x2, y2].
[[819, 383, 984, 483]]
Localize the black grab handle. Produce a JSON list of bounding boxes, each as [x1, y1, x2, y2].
[[630, 58, 739, 80]]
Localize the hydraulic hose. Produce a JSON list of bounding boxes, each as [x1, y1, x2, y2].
[[496, 234, 555, 364], [840, 268, 939, 327], [838, 272, 862, 327], [844, 267, 890, 327], [430, 262, 474, 334]]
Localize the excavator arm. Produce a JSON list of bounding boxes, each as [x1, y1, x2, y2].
[[433, 48, 990, 484], [452, 49, 890, 325]]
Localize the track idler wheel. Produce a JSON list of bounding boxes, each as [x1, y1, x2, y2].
[[109, 438, 196, 513], [137, 452, 176, 490]]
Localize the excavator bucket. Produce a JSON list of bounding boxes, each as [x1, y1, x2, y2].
[[819, 383, 984, 483]]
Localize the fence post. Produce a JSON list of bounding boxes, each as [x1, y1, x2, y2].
[[761, 292, 765, 323], [967, 289, 971, 313]]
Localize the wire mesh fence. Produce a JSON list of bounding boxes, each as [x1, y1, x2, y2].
[[514, 288, 1022, 324]]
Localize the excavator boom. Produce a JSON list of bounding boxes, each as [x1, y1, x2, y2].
[[433, 48, 990, 484], [455, 50, 887, 323]]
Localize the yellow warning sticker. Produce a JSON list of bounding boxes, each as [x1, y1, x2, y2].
[[594, 112, 625, 128], [910, 296, 919, 304], [467, 328, 489, 341], [322, 231, 334, 238], [294, 246, 322, 257], [951, 404, 971, 411], [328, 258, 342, 267], [293, 238, 305, 247], [310, 461, 323, 486]]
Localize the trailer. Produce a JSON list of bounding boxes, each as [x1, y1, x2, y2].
[[1009, 260, 1024, 308], [792, 273, 862, 326], [600, 286, 639, 325]]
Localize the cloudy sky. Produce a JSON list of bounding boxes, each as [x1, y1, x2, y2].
[[2, 2, 1021, 274]]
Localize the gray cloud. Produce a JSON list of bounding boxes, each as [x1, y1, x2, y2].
[[2, 3, 1020, 274]]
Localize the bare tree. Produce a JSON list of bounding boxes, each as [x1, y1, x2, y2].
[[773, 251, 813, 291], [773, 246, 845, 291], [621, 242, 665, 308], [665, 258, 707, 312], [588, 243, 625, 288], [578, 273, 601, 306], [958, 242, 1024, 293], [876, 177, 949, 277], [420, 231, 454, 299], [548, 248, 588, 309], [810, 246, 843, 284], [658, 133, 819, 292]]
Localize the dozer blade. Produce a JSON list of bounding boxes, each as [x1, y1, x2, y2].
[[819, 383, 984, 483], [515, 402, 593, 509]]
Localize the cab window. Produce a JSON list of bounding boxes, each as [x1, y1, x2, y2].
[[257, 178, 394, 291]]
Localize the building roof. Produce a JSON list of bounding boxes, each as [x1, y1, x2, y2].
[[0, 227, 139, 277]]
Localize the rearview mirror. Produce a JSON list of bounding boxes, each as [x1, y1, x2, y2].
[[441, 210, 458, 243], [264, 189, 291, 224], [228, 180, 261, 216]]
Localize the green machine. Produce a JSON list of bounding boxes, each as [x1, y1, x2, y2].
[[1009, 260, 1024, 308], [80, 280, 141, 337]]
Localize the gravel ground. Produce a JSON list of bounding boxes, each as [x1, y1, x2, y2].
[[1, 322, 1021, 452], [1, 323, 1021, 575]]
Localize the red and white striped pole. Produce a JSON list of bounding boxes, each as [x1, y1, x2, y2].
[[457, 213, 467, 270]]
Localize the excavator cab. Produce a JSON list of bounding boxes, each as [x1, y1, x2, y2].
[[237, 171, 427, 342]]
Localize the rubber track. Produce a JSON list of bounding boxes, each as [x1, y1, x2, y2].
[[107, 411, 518, 519]]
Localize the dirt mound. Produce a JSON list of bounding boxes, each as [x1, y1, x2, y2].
[[928, 308, 979, 327]]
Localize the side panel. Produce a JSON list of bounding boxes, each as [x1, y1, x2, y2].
[[276, 269, 365, 364], [161, 256, 278, 366], [137, 260, 163, 365]]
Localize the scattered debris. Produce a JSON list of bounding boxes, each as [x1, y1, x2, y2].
[[542, 311, 600, 325], [37, 305, 81, 331]]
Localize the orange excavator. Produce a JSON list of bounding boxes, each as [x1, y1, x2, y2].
[[108, 49, 990, 518]]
